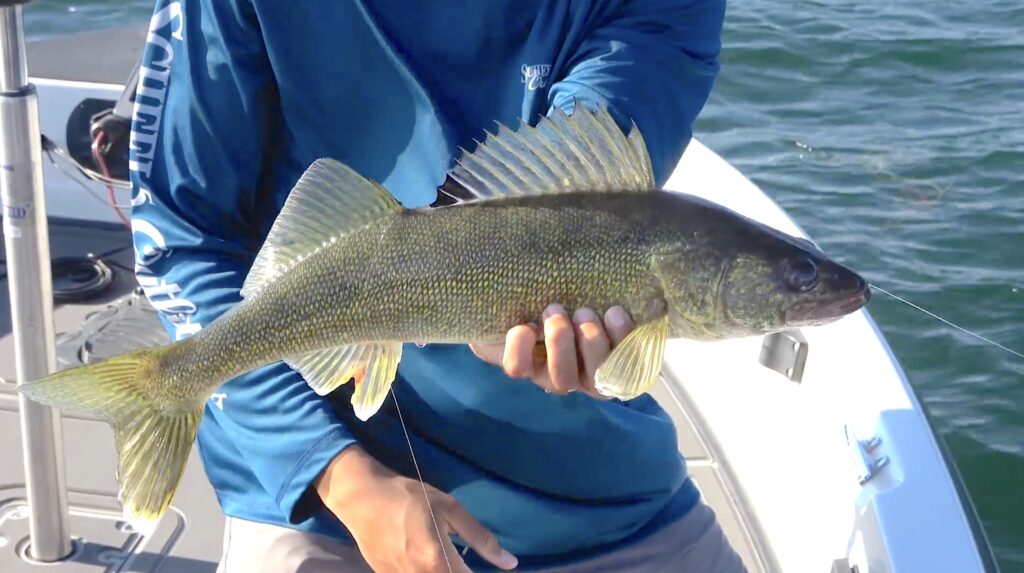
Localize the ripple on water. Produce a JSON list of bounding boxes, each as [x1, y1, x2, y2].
[[697, 3, 1023, 569]]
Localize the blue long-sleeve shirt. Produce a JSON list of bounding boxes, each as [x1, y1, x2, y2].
[[129, 0, 724, 567]]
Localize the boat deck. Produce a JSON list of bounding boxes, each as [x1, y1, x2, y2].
[[0, 222, 224, 571], [0, 222, 769, 571]]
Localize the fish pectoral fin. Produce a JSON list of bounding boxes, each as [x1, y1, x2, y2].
[[285, 343, 403, 421], [241, 158, 403, 298], [351, 343, 403, 421], [595, 315, 669, 400]]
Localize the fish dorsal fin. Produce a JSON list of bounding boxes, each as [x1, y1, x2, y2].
[[242, 159, 402, 298], [448, 105, 656, 201]]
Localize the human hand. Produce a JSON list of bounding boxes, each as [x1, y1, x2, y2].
[[470, 304, 635, 398], [316, 446, 518, 573]]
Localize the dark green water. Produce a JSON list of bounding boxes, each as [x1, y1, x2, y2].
[[25, 0, 1024, 569]]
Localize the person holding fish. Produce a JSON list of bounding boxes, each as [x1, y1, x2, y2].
[[21, 0, 866, 571]]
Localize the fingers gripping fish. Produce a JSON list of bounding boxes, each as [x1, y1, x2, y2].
[[19, 107, 869, 535]]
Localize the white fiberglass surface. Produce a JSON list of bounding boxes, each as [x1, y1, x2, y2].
[[661, 140, 984, 572], [35, 78, 128, 225]]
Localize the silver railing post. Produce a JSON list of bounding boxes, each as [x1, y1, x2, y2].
[[0, 0, 73, 562]]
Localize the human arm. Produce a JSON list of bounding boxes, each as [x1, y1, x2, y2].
[[316, 447, 518, 573], [548, 0, 726, 183], [472, 0, 726, 394], [131, 0, 359, 524], [135, 3, 520, 570]]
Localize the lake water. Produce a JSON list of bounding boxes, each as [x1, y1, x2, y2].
[[24, 0, 1024, 569]]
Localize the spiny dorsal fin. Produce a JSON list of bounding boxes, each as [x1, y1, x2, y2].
[[448, 105, 656, 201], [242, 159, 402, 298]]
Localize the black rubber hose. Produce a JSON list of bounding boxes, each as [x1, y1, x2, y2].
[[52, 256, 114, 303]]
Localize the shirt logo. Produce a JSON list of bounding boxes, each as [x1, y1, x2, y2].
[[521, 64, 551, 91], [211, 393, 227, 411]]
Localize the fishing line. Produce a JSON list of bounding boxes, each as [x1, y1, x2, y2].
[[868, 284, 1024, 360], [391, 387, 456, 573]]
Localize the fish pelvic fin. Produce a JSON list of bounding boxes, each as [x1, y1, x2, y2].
[[285, 343, 403, 421], [19, 349, 203, 536], [448, 104, 656, 202], [595, 315, 669, 400], [242, 158, 403, 298]]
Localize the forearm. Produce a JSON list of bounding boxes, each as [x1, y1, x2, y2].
[[314, 445, 519, 571], [547, 0, 726, 184], [132, 0, 361, 523], [315, 445, 392, 513]]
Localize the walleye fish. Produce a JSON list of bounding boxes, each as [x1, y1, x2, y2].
[[20, 106, 869, 534]]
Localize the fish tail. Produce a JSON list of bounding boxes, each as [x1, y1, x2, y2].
[[19, 347, 203, 536]]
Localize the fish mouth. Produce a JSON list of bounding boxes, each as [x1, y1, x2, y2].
[[786, 286, 871, 326]]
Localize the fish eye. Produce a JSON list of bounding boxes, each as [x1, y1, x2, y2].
[[783, 256, 819, 292]]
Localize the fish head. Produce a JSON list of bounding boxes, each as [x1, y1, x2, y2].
[[716, 230, 870, 336], [650, 193, 869, 340]]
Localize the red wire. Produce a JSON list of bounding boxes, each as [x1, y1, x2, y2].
[[91, 131, 132, 229]]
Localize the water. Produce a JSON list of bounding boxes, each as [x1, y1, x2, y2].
[[24, 0, 1024, 569], [23, 0, 152, 38], [699, 5, 1023, 570]]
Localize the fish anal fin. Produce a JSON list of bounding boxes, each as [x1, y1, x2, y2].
[[285, 344, 369, 396], [242, 159, 403, 298], [285, 343, 403, 421], [595, 315, 669, 400], [351, 343, 403, 422]]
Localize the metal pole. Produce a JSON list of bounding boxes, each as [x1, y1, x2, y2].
[[0, 0, 72, 562]]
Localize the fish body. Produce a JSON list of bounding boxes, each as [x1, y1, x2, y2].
[[20, 107, 869, 533]]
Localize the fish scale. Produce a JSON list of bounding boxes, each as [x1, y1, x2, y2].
[[201, 192, 662, 373], [19, 106, 869, 536]]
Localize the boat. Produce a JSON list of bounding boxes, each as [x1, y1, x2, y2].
[[0, 20, 999, 573]]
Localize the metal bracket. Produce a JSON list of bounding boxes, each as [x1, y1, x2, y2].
[[759, 330, 808, 383], [845, 425, 889, 485]]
